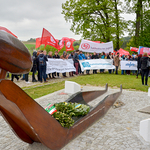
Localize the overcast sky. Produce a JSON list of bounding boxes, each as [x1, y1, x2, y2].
[[0, 0, 135, 41]]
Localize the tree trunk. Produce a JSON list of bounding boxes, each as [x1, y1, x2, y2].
[[135, 0, 142, 45], [114, 0, 119, 50]]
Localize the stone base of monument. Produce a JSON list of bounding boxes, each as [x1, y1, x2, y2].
[[65, 81, 81, 94], [140, 118, 150, 142], [148, 88, 150, 96]]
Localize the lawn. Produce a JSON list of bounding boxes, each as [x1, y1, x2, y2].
[[23, 42, 35, 54], [24, 72, 149, 99]]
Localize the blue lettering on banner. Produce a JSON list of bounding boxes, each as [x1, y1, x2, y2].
[[126, 62, 135, 67], [82, 62, 91, 67]]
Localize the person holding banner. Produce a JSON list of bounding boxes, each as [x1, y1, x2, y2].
[[114, 52, 120, 75], [68, 52, 74, 76], [78, 51, 86, 74], [60, 51, 68, 77], [92, 52, 99, 74], [107, 52, 113, 74], [100, 52, 105, 73], [126, 55, 131, 75], [86, 53, 91, 75], [141, 52, 149, 86], [53, 51, 60, 78], [48, 51, 55, 79], [73, 50, 80, 75]]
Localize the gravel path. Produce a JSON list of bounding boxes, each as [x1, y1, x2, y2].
[[0, 85, 150, 150]]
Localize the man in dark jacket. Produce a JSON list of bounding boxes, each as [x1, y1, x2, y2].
[[92, 52, 99, 74], [73, 50, 79, 75], [141, 52, 149, 86], [37, 50, 48, 83]]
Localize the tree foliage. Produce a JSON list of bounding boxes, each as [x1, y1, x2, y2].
[[124, 0, 150, 48], [62, 0, 128, 50]]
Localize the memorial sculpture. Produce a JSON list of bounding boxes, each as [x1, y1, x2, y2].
[[0, 30, 122, 150]]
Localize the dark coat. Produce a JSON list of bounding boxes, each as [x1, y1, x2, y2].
[[141, 56, 149, 70], [53, 54, 60, 59], [73, 53, 79, 63], [92, 54, 99, 59], [37, 54, 48, 67], [137, 57, 141, 68]]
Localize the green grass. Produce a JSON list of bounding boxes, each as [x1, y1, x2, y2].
[[24, 81, 65, 99], [23, 72, 149, 99], [23, 42, 35, 54], [69, 73, 147, 91]]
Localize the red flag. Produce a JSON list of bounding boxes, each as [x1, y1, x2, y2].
[[130, 47, 138, 52], [58, 38, 65, 51], [35, 37, 41, 48], [65, 40, 74, 51], [0, 26, 17, 38], [70, 38, 76, 42], [41, 28, 58, 49]]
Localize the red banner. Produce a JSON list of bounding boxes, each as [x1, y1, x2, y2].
[[65, 40, 74, 51], [41, 28, 58, 49], [0, 26, 17, 38]]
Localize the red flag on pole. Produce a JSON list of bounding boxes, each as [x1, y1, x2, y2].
[[58, 39, 64, 51], [0, 26, 17, 38], [35, 37, 41, 48], [65, 40, 74, 51], [41, 28, 58, 49]]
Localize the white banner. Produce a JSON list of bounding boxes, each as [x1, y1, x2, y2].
[[79, 39, 113, 53], [79, 59, 115, 71], [120, 61, 137, 70], [46, 59, 76, 74]]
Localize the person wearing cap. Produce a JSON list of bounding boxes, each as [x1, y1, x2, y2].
[[114, 52, 120, 75]]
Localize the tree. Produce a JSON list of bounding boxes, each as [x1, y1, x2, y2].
[[124, 0, 150, 47], [139, 10, 150, 47], [62, 0, 127, 50], [27, 38, 36, 42]]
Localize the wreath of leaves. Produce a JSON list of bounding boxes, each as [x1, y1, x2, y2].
[[52, 102, 90, 128]]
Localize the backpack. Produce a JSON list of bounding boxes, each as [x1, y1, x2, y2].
[[39, 55, 46, 66]]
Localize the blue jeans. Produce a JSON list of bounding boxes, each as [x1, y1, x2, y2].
[[121, 70, 124, 75], [39, 65, 46, 82], [108, 70, 112, 74]]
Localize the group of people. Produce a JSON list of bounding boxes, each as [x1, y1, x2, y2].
[[10, 49, 150, 86]]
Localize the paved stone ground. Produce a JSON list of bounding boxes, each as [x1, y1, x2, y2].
[[0, 85, 150, 150]]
